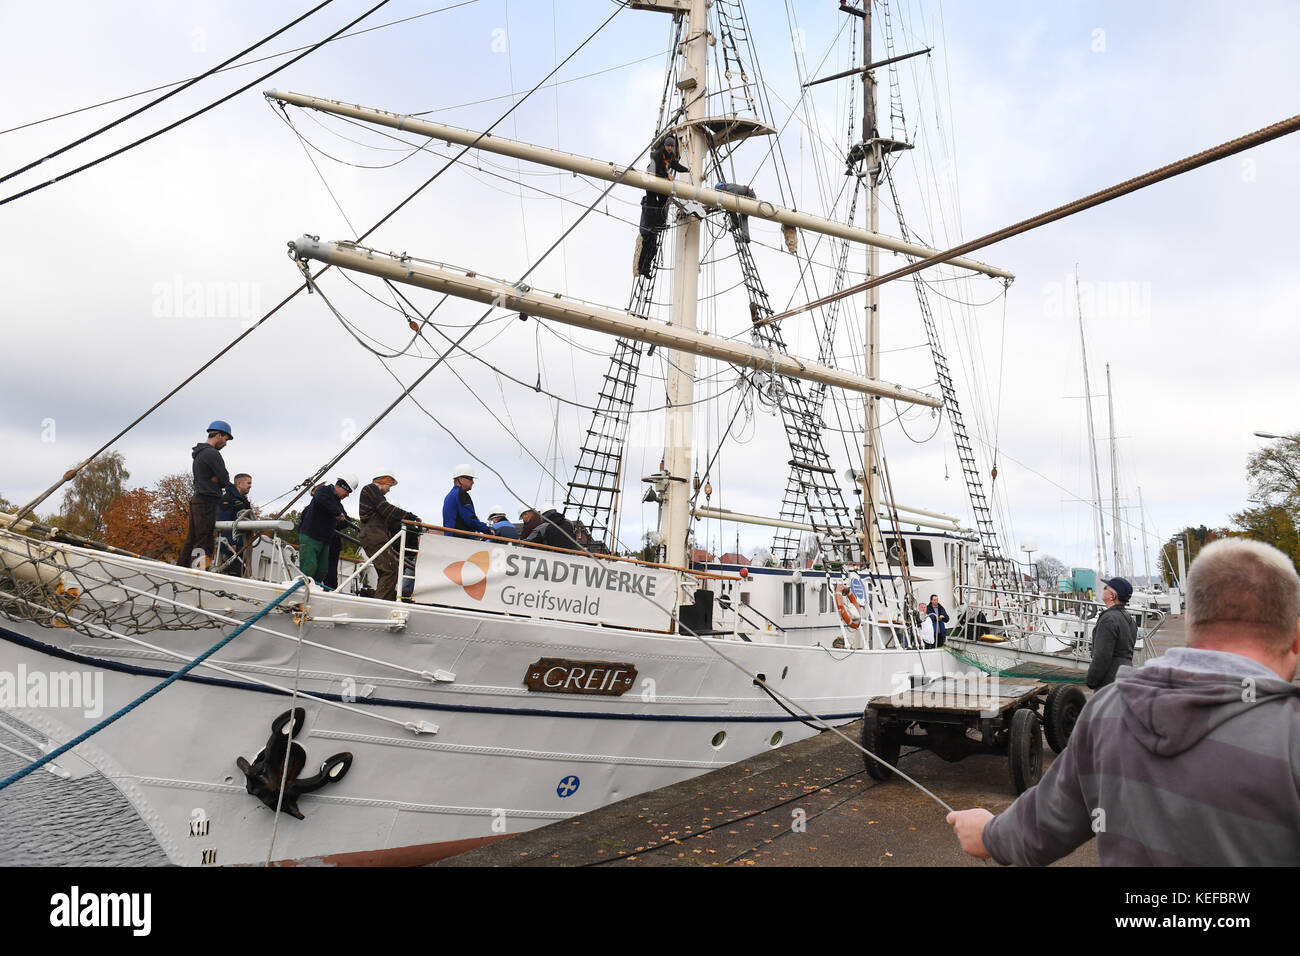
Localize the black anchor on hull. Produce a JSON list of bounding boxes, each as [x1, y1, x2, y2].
[[236, 708, 353, 820]]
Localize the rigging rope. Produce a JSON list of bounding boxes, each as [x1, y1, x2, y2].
[[0, 0, 394, 207], [10, 2, 628, 527], [0, 0, 337, 186], [760, 111, 1300, 326], [0, 1, 482, 138]]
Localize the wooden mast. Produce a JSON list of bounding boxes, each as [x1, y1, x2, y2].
[[657, 0, 709, 570]]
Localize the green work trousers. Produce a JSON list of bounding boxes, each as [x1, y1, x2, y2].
[[299, 534, 331, 584]]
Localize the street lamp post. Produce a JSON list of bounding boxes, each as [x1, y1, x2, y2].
[[1254, 431, 1300, 444], [1020, 536, 1038, 591]]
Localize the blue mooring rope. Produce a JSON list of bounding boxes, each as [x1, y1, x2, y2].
[[0, 576, 306, 793]]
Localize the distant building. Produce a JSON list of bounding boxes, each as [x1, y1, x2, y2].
[[718, 551, 750, 566], [689, 548, 715, 564]]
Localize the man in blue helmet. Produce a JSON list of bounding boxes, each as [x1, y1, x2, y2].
[[177, 420, 233, 569]]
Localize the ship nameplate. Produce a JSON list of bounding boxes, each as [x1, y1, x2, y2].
[[524, 658, 638, 696]]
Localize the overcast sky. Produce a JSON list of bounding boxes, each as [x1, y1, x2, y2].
[[1, 0, 1297, 576]]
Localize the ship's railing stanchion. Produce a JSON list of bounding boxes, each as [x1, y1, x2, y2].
[[334, 527, 405, 594]]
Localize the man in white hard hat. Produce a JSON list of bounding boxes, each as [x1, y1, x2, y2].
[[486, 507, 518, 540], [442, 464, 493, 538]]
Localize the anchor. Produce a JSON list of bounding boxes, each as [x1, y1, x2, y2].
[[236, 708, 353, 820]]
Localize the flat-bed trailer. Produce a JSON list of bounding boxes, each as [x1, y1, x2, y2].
[[861, 675, 1086, 794]]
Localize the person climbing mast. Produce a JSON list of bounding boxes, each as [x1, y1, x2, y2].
[[634, 133, 689, 278]]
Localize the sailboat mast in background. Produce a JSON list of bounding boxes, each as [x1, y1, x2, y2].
[[1076, 268, 1107, 576]]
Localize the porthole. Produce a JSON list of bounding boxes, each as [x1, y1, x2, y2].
[[711, 730, 727, 749], [768, 731, 783, 748]]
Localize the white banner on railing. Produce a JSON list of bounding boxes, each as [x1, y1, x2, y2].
[[411, 533, 677, 632]]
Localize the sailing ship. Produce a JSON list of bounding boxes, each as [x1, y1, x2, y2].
[[0, 0, 1173, 865]]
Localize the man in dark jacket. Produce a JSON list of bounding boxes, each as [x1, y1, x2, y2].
[[947, 538, 1300, 866], [927, 594, 949, 647], [635, 133, 689, 277], [442, 464, 493, 538], [176, 420, 233, 569], [1086, 576, 1137, 689], [217, 472, 253, 576], [359, 474, 420, 601], [524, 504, 577, 550], [299, 474, 355, 585]]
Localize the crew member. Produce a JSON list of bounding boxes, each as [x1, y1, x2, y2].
[[359, 474, 420, 601], [300, 474, 356, 585], [487, 508, 518, 539], [927, 594, 949, 647], [635, 133, 689, 277], [524, 503, 577, 549], [217, 472, 253, 577], [177, 420, 233, 570], [442, 464, 493, 538]]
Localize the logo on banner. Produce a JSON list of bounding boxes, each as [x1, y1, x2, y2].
[[443, 550, 490, 600]]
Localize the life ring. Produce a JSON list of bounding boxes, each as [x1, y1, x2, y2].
[[834, 584, 862, 628]]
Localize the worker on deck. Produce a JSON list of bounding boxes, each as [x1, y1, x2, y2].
[[635, 133, 689, 277], [217, 472, 253, 577], [523, 503, 577, 549], [359, 474, 420, 601], [442, 464, 493, 538], [300, 474, 355, 585], [177, 419, 233, 570], [487, 508, 518, 539]]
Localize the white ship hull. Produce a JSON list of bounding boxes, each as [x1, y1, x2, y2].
[[0, 537, 953, 865]]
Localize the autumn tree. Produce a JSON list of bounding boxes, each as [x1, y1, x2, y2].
[[0, 491, 13, 514], [1233, 435, 1300, 569], [56, 452, 129, 539], [1233, 504, 1300, 571], [1246, 434, 1300, 513], [100, 473, 192, 560], [1159, 525, 1229, 586]]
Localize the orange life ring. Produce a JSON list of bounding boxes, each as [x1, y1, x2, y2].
[[834, 584, 862, 628]]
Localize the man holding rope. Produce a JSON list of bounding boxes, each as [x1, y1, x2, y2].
[[947, 538, 1300, 866]]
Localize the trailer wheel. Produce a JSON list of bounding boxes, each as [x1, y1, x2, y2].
[[1043, 684, 1086, 754], [1008, 708, 1043, 794], [862, 709, 900, 781]]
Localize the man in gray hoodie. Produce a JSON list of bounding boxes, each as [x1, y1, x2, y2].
[[948, 537, 1300, 866]]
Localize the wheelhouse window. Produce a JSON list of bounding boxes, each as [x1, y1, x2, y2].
[[783, 582, 805, 615], [910, 539, 935, 568]]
